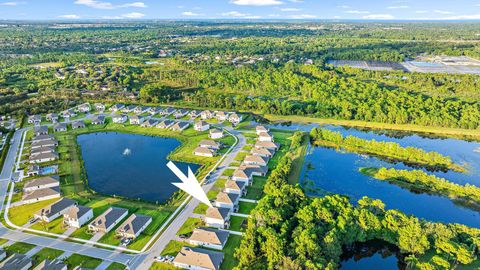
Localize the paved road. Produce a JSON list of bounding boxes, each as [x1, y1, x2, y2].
[[131, 128, 246, 270], [0, 128, 135, 266]]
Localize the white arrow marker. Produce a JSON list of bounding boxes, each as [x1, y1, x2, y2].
[[167, 161, 213, 208]]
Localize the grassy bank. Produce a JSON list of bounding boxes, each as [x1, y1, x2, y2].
[[265, 114, 480, 141]]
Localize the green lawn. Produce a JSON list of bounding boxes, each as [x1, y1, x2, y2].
[[234, 152, 248, 162], [177, 217, 203, 236], [149, 262, 178, 270], [220, 235, 243, 270], [161, 240, 192, 256], [69, 226, 93, 240], [106, 262, 127, 270], [8, 198, 59, 226], [222, 169, 235, 177], [30, 217, 67, 234], [230, 216, 248, 232], [238, 201, 257, 215], [65, 254, 103, 270], [244, 176, 267, 200], [31, 248, 64, 267], [4, 242, 35, 254]]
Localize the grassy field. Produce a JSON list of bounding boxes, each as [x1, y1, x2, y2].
[[106, 262, 127, 270], [8, 198, 59, 226], [220, 235, 243, 270], [176, 217, 203, 236], [65, 254, 103, 270], [30, 216, 67, 234], [4, 242, 35, 254], [288, 133, 309, 184], [238, 201, 257, 215], [265, 114, 480, 141], [149, 262, 178, 270], [229, 216, 247, 232], [31, 248, 64, 267]]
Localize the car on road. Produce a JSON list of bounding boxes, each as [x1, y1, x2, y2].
[[154, 256, 165, 262], [121, 238, 132, 246], [165, 255, 174, 263]]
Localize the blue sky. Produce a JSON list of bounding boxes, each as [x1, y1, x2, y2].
[[1, 0, 480, 21]]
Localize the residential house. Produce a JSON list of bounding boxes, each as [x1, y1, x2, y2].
[[91, 115, 105, 125], [29, 152, 59, 164], [250, 147, 274, 158], [243, 155, 269, 167], [123, 105, 137, 113], [23, 175, 59, 192], [22, 187, 61, 204], [162, 107, 176, 116], [46, 113, 59, 123], [94, 103, 106, 112], [116, 214, 152, 239], [72, 120, 85, 129], [109, 104, 125, 112], [194, 121, 210, 132], [258, 132, 274, 142], [189, 110, 202, 119], [224, 180, 246, 196], [140, 119, 158, 128], [215, 111, 229, 122], [254, 141, 279, 151], [205, 207, 231, 229], [156, 120, 174, 129], [33, 259, 67, 270], [31, 139, 58, 149], [27, 165, 40, 177], [112, 114, 128, 124], [194, 147, 215, 157], [129, 115, 144, 125], [174, 109, 189, 119], [232, 165, 268, 185], [61, 109, 76, 119], [199, 139, 221, 150], [209, 129, 224, 139], [34, 198, 76, 222], [77, 103, 91, 113], [88, 207, 129, 233], [228, 113, 243, 125], [31, 134, 55, 143], [34, 126, 49, 136], [200, 110, 214, 120], [30, 146, 56, 157], [63, 205, 93, 228], [256, 125, 269, 135], [149, 107, 162, 116], [170, 122, 189, 131], [214, 192, 239, 212], [134, 106, 149, 114], [28, 115, 42, 125], [0, 253, 32, 270], [173, 247, 224, 270], [53, 123, 67, 132], [188, 228, 229, 251]]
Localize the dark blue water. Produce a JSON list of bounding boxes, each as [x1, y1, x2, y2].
[[301, 146, 480, 227], [78, 132, 200, 203], [341, 253, 399, 270]]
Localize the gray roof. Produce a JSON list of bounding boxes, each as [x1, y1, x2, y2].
[[24, 176, 59, 189], [33, 259, 67, 270], [112, 114, 126, 119], [174, 247, 224, 270], [35, 198, 76, 219], [64, 205, 92, 220], [23, 187, 60, 201], [92, 115, 105, 122], [53, 123, 67, 130], [206, 207, 230, 221], [31, 139, 58, 148], [72, 120, 85, 128], [31, 134, 55, 142], [0, 253, 32, 270], [34, 126, 48, 134], [90, 207, 128, 230], [189, 227, 229, 246], [116, 214, 152, 236], [29, 152, 59, 162], [30, 146, 56, 156]]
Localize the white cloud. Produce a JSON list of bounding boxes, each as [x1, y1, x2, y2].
[[415, 10, 428, 14], [0, 1, 25, 6], [363, 14, 394, 19], [345, 10, 370, 14], [280, 8, 301, 12], [440, 14, 480, 20], [231, 0, 283, 6], [74, 0, 146, 9], [182, 11, 203, 16], [121, 12, 145, 18], [289, 14, 317, 19], [222, 11, 248, 17], [434, 10, 453, 14], [388, 5, 409, 9], [58, 14, 81, 19]]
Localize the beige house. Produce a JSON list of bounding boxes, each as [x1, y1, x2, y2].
[[173, 247, 224, 270], [188, 228, 229, 250], [34, 198, 76, 222], [254, 141, 279, 151], [205, 207, 231, 229], [256, 125, 269, 135], [243, 155, 269, 167], [214, 192, 240, 212], [194, 147, 215, 157], [23, 176, 59, 193], [63, 205, 93, 228], [116, 214, 152, 239], [209, 129, 224, 139], [199, 139, 221, 150], [88, 207, 128, 233], [22, 187, 61, 205], [224, 180, 246, 196], [258, 132, 274, 142], [194, 121, 210, 131], [250, 147, 274, 158]]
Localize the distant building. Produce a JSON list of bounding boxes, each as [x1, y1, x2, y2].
[[209, 129, 224, 139], [224, 180, 246, 196], [194, 147, 215, 157], [94, 103, 106, 111], [199, 140, 221, 150], [53, 123, 67, 133], [243, 155, 269, 167], [189, 110, 202, 119], [109, 104, 125, 112], [34, 126, 49, 136], [258, 132, 274, 142], [29, 152, 59, 164], [228, 113, 242, 125], [254, 141, 279, 151], [112, 114, 128, 124], [156, 120, 174, 129], [140, 119, 158, 128], [46, 113, 59, 123], [194, 121, 210, 132], [71, 120, 85, 129], [129, 115, 143, 125], [28, 115, 42, 125], [170, 122, 189, 131], [201, 110, 214, 120], [255, 125, 269, 135], [91, 115, 105, 125], [77, 103, 91, 113]]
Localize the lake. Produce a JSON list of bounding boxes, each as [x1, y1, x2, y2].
[[78, 132, 200, 203], [340, 240, 405, 270]]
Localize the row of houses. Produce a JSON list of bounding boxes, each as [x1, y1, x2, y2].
[[28, 103, 106, 126], [0, 250, 68, 270], [205, 126, 277, 230], [29, 131, 59, 165], [33, 198, 152, 240]]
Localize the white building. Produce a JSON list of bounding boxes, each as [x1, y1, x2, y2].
[[194, 121, 210, 132], [63, 205, 93, 228], [209, 129, 224, 139], [188, 228, 229, 251]]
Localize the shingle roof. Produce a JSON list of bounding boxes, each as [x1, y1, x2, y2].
[[35, 198, 76, 219], [23, 187, 60, 201], [24, 176, 59, 190], [173, 247, 224, 270], [116, 214, 152, 236], [206, 207, 230, 221], [90, 207, 128, 231], [64, 205, 92, 221], [194, 147, 215, 155], [34, 259, 67, 270], [225, 180, 245, 191], [189, 227, 229, 246], [0, 253, 32, 270], [215, 192, 239, 205]]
